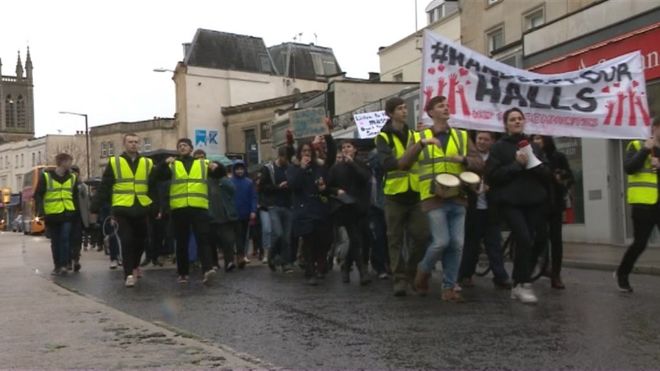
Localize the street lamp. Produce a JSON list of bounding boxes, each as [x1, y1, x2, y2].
[[59, 111, 90, 179], [153, 68, 175, 73]]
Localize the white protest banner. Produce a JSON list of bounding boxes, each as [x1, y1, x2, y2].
[[291, 107, 328, 139], [354, 110, 388, 139], [421, 30, 651, 139]]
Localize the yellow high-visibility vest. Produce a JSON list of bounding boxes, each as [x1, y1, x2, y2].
[[43, 172, 77, 215], [626, 140, 658, 205], [416, 128, 467, 201], [376, 130, 420, 195], [169, 159, 209, 210], [109, 155, 153, 207]]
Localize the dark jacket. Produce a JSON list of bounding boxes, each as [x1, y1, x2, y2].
[[287, 134, 337, 237], [328, 157, 372, 215], [485, 134, 552, 207], [375, 120, 419, 205], [208, 164, 239, 224], [231, 161, 257, 220], [259, 157, 293, 209], [90, 153, 157, 218], [35, 169, 80, 223], [544, 147, 574, 212]]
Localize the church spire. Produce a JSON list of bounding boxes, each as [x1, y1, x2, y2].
[[15, 50, 23, 79], [25, 47, 33, 81]]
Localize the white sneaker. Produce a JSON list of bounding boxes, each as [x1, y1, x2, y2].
[[261, 257, 268, 264], [511, 283, 538, 304], [203, 269, 217, 285], [125, 275, 136, 287], [109, 260, 118, 270]]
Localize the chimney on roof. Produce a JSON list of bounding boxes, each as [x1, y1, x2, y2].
[[182, 43, 192, 59], [368, 72, 381, 81]]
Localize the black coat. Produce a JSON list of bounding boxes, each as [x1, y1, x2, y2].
[[485, 134, 552, 207], [328, 159, 372, 215]]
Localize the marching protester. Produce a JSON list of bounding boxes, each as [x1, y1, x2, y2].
[[157, 138, 222, 285], [615, 117, 660, 293], [69, 165, 90, 272], [375, 97, 429, 297], [259, 146, 295, 273], [35, 153, 80, 276], [328, 139, 373, 285], [531, 135, 574, 289], [366, 148, 390, 279], [288, 133, 337, 286], [485, 108, 552, 304], [207, 161, 238, 272], [400, 96, 483, 302], [91, 133, 156, 287], [458, 131, 511, 289], [231, 160, 257, 269]]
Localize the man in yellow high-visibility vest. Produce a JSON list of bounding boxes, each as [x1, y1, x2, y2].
[[91, 133, 156, 288], [157, 138, 222, 285], [375, 97, 430, 296], [616, 116, 660, 293], [35, 153, 79, 276]]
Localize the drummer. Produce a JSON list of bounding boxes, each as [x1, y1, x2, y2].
[[400, 95, 483, 302]]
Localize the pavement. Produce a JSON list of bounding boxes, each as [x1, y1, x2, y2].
[[563, 242, 660, 275], [0, 232, 267, 369], [3, 231, 660, 368]]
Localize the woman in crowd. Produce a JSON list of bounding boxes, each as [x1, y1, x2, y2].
[[328, 140, 373, 286], [287, 134, 337, 286], [531, 135, 574, 289], [485, 108, 552, 304]]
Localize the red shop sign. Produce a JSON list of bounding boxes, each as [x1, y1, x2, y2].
[[530, 22, 660, 81]]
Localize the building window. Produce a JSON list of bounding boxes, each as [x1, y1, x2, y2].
[[427, 0, 459, 24], [32, 153, 35, 167], [101, 142, 107, 158], [393, 72, 404, 82], [486, 26, 505, 54], [497, 52, 522, 68], [6, 156, 9, 168], [20, 153, 24, 167], [259, 122, 272, 143], [107, 142, 115, 157], [15, 155, 18, 168], [143, 137, 152, 151], [5, 95, 15, 128], [310, 52, 325, 76], [524, 7, 545, 31], [16, 95, 26, 128], [38, 151, 41, 165]]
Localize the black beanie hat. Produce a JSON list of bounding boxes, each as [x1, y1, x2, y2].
[[177, 138, 193, 148]]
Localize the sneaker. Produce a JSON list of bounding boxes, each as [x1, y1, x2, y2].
[[177, 275, 189, 284], [203, 269, 217, 285], [306, 276, 319, 286], [109, 260, 118, 270], [59, 267, 68, 276], [282, 265, 294, 274], [66, 262, 74, 271], [393, 280, 408, 297], [125, 275, 136, 288], [262, 257, 268, 264], [614, 271, 633, 293], [51, 268, 60, 276], [454, 284, 463, 293], [441, 288, 465, 303], [73, 260, 82, 272], [225, 262, 236, 272], [378, 272, 390, 280], [243, 257, 251, 264], [511, 283, 538, 304]]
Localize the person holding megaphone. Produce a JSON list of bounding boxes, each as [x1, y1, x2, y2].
[[485, 107, 553, 304]]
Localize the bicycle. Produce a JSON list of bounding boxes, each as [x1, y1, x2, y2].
[[474, 231, 549, 282]]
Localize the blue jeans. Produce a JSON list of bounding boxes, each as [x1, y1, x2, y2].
[[419, 200, 466, 289], [260, 210, 272, 251], [269, 206, 293, 265], [48, 221, 72, 268]]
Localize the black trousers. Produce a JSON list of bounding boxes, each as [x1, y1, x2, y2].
[[70, 216, 83, 262], [618, 205, 660, 276], [500, 205, 544, 284], [301, 222, 333, 278], [533, 208, 564, 278], [210, 221, 237, 268], [459, 208, 509, 282], [114, 215, 149, 278], [172, 208, 213, 276], [335, 206, 367, 272], [234, 219, 250, 257]]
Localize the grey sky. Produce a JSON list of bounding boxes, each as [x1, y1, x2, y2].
[[1, 0, 428, 137]]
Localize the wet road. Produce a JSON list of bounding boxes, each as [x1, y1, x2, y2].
[[18, 233, 660, 368]]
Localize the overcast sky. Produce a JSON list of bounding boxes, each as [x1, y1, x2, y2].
[[1, 0, 429, 137]]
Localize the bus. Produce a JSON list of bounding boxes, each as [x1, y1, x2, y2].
[[21, 165, 54, 235]]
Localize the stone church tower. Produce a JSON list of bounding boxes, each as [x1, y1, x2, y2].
[[0, 48, 35, 143]]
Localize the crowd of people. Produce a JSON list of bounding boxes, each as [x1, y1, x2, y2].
[[34, 95, 660, 304]]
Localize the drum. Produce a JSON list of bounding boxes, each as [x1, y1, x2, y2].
[[433, 173, 461, 199], [459, 171, 481, 192]]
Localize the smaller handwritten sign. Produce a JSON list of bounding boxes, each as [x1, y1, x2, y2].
[[271, 120, 290, 146], [354, 111, 388, 139], [291, 108, 327, 139]]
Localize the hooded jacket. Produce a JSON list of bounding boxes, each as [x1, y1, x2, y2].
[[231, 160, 257, 220], [208, 164, 239, 224]]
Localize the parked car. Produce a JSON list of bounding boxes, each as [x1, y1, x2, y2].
[[11, 214, 23, 233]]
